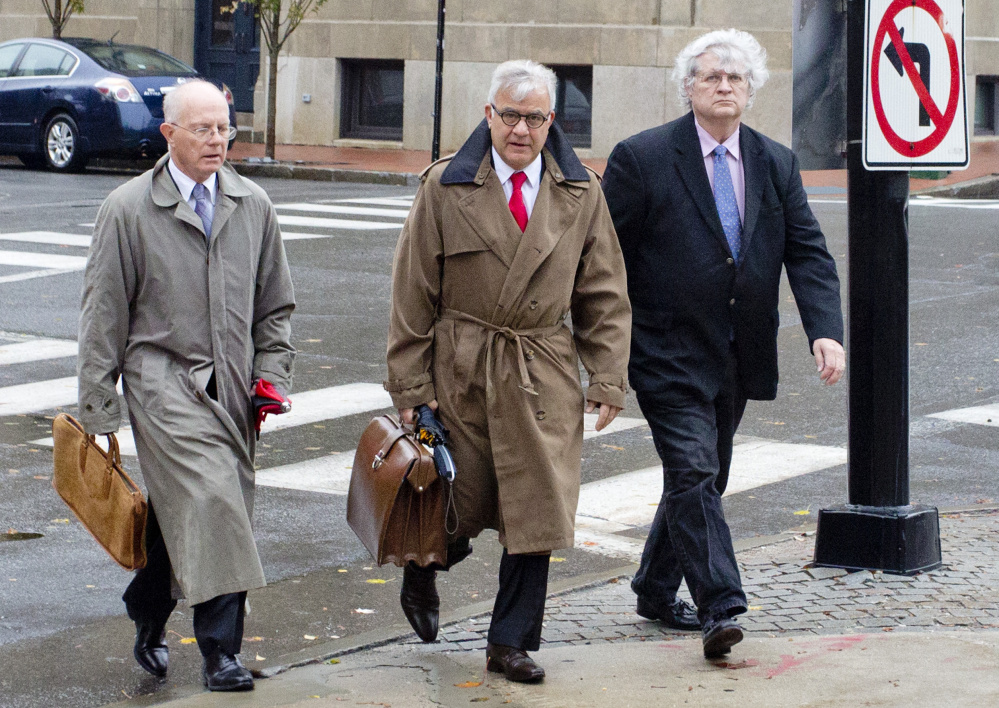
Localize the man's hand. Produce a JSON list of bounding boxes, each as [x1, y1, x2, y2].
[[400, 399, 438, 426], [585, 400, 622, 431], [813, 338, 845, 386]]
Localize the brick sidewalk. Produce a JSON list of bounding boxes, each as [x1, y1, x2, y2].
[[401, 510, 999, 655]]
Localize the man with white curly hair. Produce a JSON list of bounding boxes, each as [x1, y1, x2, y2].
[[602, 29, 845, 659], [385, 59, 630, 682]]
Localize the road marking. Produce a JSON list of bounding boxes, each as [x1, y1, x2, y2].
[[0, 339, 78, 366], [0, 268, 84, 284], [336, 196, 415, 207], [0, 231, 92, 247], [574, 438, 847, 562], [27, 382, 393, 455], [0, 250, 88, 270], [256, 451, 357, 494], [276, 214, 405, 231], [928, 403, 999, 427], [583, 414, 646, 440], [275, 203, 410, 219]]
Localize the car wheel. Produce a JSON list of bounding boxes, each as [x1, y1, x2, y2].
[[42, 113, 88, 172]]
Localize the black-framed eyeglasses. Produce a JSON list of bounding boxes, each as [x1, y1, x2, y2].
[[490, 104, 550, 130], [168, 123, 236, 141]]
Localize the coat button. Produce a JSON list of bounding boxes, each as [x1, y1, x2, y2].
[[196, 391, 203, 401], [726, 258, 734, 265], [526, 349, 535, 360], [529, 300, 538, 310], [729, 298, 736, 306], [535, 410, 546, 421]]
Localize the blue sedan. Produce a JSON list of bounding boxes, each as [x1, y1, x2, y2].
[[0, 37, 237, 172]]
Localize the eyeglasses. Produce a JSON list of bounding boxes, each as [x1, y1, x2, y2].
[[696, 72, 748, 88], [168, 123, 236, 141], [490, 105, 550, 130]]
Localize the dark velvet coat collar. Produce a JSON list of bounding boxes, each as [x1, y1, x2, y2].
[[440, 119, 589, 185]]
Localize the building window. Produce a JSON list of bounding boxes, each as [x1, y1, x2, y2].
[[975, 76, 997, 136], [341, 59, 404, 141], [552, 65, 592, 149]]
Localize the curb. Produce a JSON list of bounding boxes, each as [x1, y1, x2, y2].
[[232, 162, 421, 187], [912, 173, 999, 198]]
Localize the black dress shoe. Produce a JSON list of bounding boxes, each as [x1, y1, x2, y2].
[[702, 614, 744, 659], [133, 620, 169, 677], [636, 596, 701, 631], [401, 562, 440, 642], [201, 650, 254, 692], [486, 643, 545, 683]]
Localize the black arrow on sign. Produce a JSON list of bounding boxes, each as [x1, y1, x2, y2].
[[884, 27, 932, 127]]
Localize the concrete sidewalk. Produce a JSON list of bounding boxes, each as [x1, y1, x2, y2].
[[115, 509, 999, 707], [226, 139, 999, 196]]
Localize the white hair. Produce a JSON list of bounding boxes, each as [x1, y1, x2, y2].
[[162, 79, 225, 124], [487, 59, 557, 110], [672, 29, 769, 108]]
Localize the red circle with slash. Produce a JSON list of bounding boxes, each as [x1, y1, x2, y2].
[[870, 0, 960, 157]]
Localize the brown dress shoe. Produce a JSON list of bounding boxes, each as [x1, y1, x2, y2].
[[486, 642, 545, 683]]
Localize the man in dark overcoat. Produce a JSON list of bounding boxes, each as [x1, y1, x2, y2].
[[78, 80, 295, 690], [602, 29, 845, 659], [385, 59, 631, 682]]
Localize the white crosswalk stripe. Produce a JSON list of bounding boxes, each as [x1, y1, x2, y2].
[[276, 214, 405, 231], [0, 339, 78, 366], [275, 203, 411, 218], [928, 404, 999, 427], [0, 231, 92, 247], [0, 232, 91, 284]]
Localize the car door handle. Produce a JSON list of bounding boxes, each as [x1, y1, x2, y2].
[[41, 86, 53, 93]]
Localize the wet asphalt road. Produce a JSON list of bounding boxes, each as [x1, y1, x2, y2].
[[0, 161, 997, 707]]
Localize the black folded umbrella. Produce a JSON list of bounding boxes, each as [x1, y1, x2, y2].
[[414, 404, 456, 482]]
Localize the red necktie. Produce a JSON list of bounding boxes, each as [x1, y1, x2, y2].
[[509, 171, 529, 232]]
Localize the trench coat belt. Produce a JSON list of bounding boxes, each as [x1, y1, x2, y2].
[[440, 308, 565, 397]]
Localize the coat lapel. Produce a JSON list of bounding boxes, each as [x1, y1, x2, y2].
[[738, 125, 766, 258], [453, 153, 520, 268], [493, 149, 583, 323], [673, 113, 732, 257]]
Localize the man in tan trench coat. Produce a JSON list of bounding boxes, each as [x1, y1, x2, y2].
[[385, 60, 631, 682], [78, 81, 295, 691]]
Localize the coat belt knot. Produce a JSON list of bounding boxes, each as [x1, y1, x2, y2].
[[440, 308, 564, 397]]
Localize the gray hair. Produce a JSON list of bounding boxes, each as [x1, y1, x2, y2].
[[487, 59, 557, 111], [162, 79, 226, 124], [672, 29, 769, 108]]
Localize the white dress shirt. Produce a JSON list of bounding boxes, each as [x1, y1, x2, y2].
[[492, 147, 543, 220], [695, 119, 746, 225], [168, 158, 218, 227]]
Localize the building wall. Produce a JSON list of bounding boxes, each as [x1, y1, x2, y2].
[[0, 0, 197, 65]]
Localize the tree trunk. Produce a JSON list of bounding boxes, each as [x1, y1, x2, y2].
[[265, 7, 281, 160], [52, 0, 63, 39]]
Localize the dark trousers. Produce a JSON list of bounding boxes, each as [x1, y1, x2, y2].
[[631, 353, 748, 622], [442, 538, 550, 652], [123, 502, 247, 657]]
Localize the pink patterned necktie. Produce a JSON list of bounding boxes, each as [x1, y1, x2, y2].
[[508, 171, 528, 232]]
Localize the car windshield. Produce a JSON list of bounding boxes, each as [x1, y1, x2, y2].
[[79, 44, 196, 77]]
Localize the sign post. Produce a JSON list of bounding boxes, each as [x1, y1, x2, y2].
[[812, 0, 967, 574]]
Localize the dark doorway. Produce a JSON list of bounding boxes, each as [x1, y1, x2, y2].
[[194, 0, 259, 113]]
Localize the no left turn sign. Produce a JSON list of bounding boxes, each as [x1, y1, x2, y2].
[[863, 0, 969, 170]]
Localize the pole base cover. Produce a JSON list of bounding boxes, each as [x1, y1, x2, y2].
[[813, 504, 941, 575]]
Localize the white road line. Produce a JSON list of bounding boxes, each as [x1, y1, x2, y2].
[[0, 339, 78, 366], [574, 438, 847, 561], [276, 214, 405, 231], [0, 267, 84, 284], [336, 197, 415, 207], [0, 231, 92, 247], [0, 250, 88, 270], [255, 451, 357, 494], [928, 404, 999, 427], [0, 376, 122, 417], [909, 197, 999, 209], [275, 203, 410, 218], [583, 414, 646, 440], [26, 382, 393, 454]]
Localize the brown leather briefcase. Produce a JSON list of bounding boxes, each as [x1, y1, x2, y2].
[[347, 415, 448, 568], [51, 413, 147, 570]]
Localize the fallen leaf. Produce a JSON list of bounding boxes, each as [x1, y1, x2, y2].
[[304, 634, 317, 640], [245, 636, 264, 642], [600, 444, 625, 451], [914, 343, 928, 346], [86, 584, 95, 588], [366, 578, 388, 584], [748, 605, 762, 611], [794, 510, 811, 516], [455, 681, 482, 688], [353, 608, 375, 614], [180, 637, 197, 644], [33, 475, 49, 480], [325, 658, 340, 664], [305, 447, 322, 451], [303, 338, 322, 343], [583, 541, 598, 546], [337, 569, 348, 573], [52, 519, 69, 524], [255, 654, 266, 660], [549, 557, 566, 563]]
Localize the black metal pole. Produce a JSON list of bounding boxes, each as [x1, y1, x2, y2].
[[431, 0, 445, 162], [813, 0, 941, 575]]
